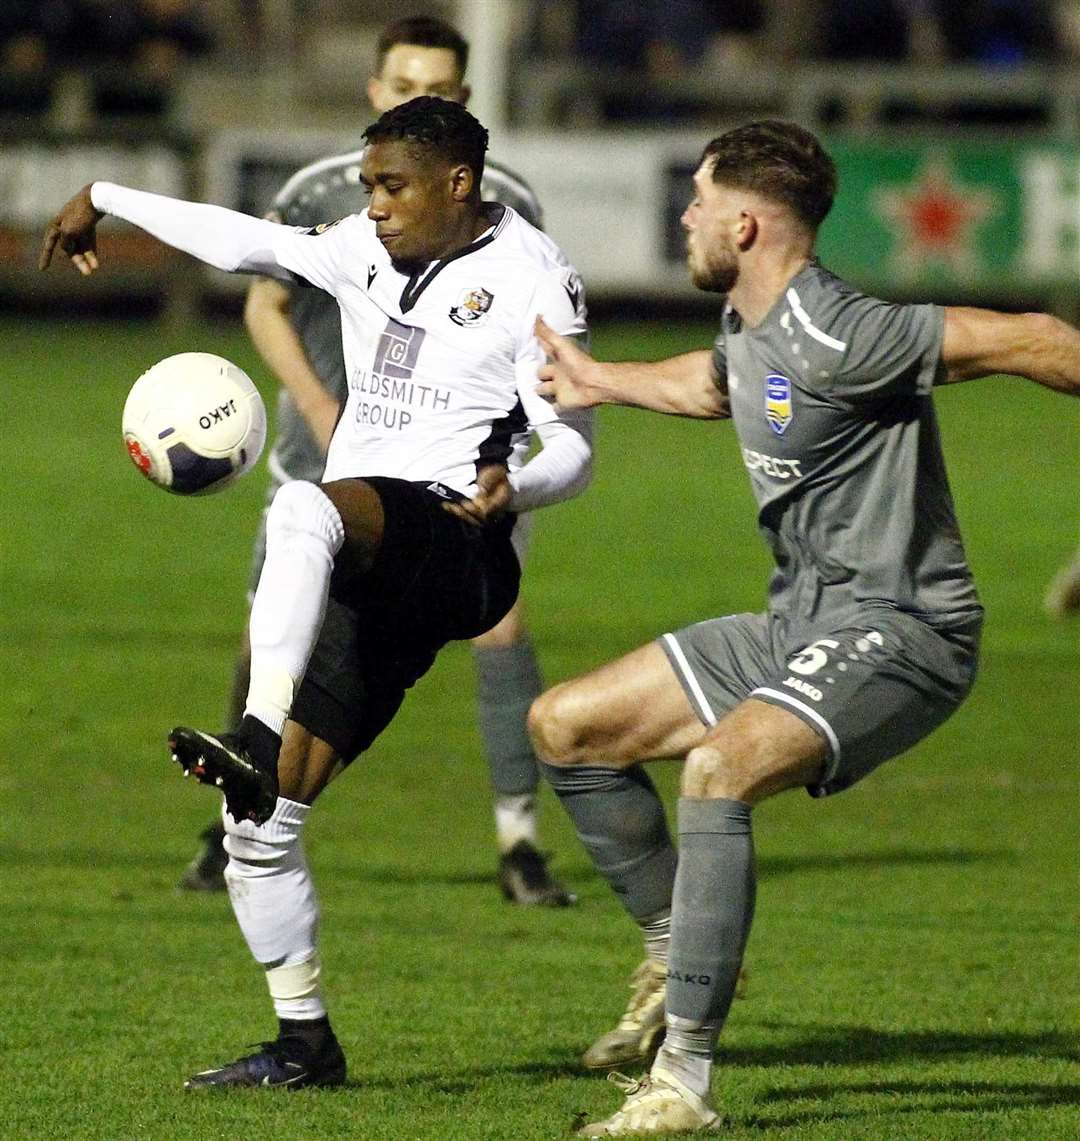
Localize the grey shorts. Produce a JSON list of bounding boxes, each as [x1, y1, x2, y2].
[[659, 606, 982, 797]]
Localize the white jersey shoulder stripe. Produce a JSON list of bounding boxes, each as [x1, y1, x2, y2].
[[484, 162, 537, 202], [786, 288, 848, 352], [274, 147, 367, 209]]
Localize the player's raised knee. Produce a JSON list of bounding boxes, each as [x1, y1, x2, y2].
[[267, 480, 331, 533], [528, 683, 586, 767], [682, 743, 743, 799]]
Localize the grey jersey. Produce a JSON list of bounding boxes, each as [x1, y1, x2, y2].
[[715, 261, 981, 640], [264, 151, 544, 483]]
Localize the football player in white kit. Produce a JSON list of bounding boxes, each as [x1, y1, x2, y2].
[[41, 97, 592, 1089], [179, 15, 576, 905]]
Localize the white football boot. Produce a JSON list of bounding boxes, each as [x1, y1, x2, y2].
[[583, 959, 748, 1071], [577, 1067, 721, 1136], [582, 959, 668, 1070]]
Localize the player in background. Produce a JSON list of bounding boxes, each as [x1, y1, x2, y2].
[[529, 120, 1080, 1134], [178, 15, 576, 906], [1044, 545, 1080, 617], [42, 97, 592, 1089]]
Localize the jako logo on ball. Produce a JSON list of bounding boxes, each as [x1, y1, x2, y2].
[[199, 399, 239, 430], [121, 352, 267, 495]]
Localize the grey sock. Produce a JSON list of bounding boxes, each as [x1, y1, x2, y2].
[[474, 641, 543, 796], [664, 797, 755, 1056], [541, 762, 677, 921]]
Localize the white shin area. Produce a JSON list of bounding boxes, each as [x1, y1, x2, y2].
[[223, 796, 326, 1020]]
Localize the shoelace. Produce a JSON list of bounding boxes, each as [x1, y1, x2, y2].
[[606, 1072, 650, 1098]]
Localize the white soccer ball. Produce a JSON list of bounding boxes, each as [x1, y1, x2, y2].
[[121, 352, 267, 495]]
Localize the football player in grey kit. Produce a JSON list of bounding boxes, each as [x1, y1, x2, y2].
[[179, 16, 575, 905], [531, 120, 1080, 1134]]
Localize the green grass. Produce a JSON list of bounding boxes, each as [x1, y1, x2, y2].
[[2, 314, 1078, 1140]]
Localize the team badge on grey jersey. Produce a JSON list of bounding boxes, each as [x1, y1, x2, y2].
[[449, 287, 494, 327], [765, 373, 793, 435]]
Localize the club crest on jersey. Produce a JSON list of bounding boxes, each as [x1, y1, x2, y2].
[[449, 287, 494, 327], [765, 373, 793, 436]]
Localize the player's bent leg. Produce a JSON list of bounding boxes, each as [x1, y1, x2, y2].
[[681, 697, 829, 803], [186, 722, 346, 1091], [618, 700, 827, 1128], [530, 642, 707, 769], [531, 645, 707, 1071], [472, 600, 573, 906], [171, 479, 377, 824]]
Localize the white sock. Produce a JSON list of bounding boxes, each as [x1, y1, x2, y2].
[[246, 481, 344, 735], [494, 792, 538, 853], [641, 909, 671, 966], [655, 1034, 714, 1100], [223, 797, 326, 1020]]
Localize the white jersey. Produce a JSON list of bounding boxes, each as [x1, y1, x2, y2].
[[274, 206, 586, 495], [89, 182, 592, 510]]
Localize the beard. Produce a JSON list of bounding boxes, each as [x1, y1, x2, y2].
[[686, 234, 738, 294]]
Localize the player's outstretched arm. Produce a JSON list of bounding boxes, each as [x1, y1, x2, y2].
[[941, 307, 1080, 395], [40, 181, 311, 283], [535, 317, 729, 419], [245, 278, 340, 453]]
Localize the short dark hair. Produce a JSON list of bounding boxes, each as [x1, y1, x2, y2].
[[702, 120, 837, 230], [375, 16, 469, 76], [363, 96, 488, 184]]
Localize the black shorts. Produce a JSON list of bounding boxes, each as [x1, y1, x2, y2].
[[290, 477, 520, 762]]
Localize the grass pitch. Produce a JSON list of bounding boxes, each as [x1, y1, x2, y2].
[[2, 313, 1078, 1140]]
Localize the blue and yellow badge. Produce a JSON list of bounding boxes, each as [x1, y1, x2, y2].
[[765, 373, 793, 436]]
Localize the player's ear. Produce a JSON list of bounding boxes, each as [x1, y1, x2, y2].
[[366, 75, 382, 110], [459, 82, 472, 106], [736, 211, 758, 251], [449, 163, 474, 201]]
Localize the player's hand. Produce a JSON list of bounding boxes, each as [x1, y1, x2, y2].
[[39, 184, 103, 275], [535, 316, 604, 409], [443, 465, 512, 527]]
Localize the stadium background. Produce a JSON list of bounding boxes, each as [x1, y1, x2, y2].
[[3, 2, 1077, 1138]]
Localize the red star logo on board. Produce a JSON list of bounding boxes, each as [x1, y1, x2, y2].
[[874, 157, 999, 280]]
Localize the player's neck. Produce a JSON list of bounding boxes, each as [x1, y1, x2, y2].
[[730, 250, 811, 328], [400, 203, 495, 271]]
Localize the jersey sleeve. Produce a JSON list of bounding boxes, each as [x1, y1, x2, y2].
[[265, 217, 357, 298], [514, 264, 588, 427], [504, 264, 593, 510], [824, 297, 946, 404]]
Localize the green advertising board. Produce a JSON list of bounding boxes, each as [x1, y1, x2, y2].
[[818, 140, 1079, 298]]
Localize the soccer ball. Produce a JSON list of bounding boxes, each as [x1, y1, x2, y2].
[[121, 352, 267, 495]]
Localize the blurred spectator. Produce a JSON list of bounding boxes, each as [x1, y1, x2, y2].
[[0, 1, 80, 115], [0, 0, 216, 121], [820, 0, 911, 62], [82, 0, 217, 117], [931, 0, 1057, 65], [569, 0, 766, 122]]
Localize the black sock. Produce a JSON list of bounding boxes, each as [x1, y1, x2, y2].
[[278, 1015, 332, 1049]]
